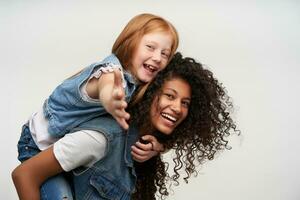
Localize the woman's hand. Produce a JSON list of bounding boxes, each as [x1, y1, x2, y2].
[[131, 135, 164, 162]]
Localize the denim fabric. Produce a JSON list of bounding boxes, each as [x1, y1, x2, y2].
[[40, 175, 73, 200], [71, 115, 139, 200], [43, 54, 137, 137], [17, 125, 74, 200]]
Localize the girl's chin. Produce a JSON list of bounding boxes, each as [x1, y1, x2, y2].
[[138, 75, 153, 83], [138, 70, 155, 82]]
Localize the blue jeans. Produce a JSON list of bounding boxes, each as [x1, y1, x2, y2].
[[17, 125, 74, 200]]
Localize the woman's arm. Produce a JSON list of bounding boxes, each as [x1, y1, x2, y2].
[[11, 146, 63, 200], [11, 132, 161, 199], [12, 129, 107, 200]]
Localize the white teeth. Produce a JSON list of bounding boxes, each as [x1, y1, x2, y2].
[[148, 65, 155, 70], [161, 113, 177, 122], [144, 64, 157, 72]]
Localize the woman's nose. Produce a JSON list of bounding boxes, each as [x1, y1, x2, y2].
[[170, 100, 181, 114]]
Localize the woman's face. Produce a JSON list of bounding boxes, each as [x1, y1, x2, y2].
[[131, 31, 172, 83], [150, 78, 191, 135]]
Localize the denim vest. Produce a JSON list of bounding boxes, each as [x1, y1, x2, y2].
[[71, 116, 139, 200], [43, 54, 137, 137]]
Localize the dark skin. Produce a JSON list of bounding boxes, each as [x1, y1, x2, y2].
[[12, 146, 62, 200]]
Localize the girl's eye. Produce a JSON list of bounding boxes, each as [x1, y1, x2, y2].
[[161, 52, 170, 59], [146, 45, 154, 50]]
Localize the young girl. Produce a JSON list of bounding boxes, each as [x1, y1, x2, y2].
[[12, 53, 239, 199], [13, 13, 178, 199]]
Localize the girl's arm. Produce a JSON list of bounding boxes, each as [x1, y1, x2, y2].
[[11, 146, 62, 200], [86, 69, 130, 130]]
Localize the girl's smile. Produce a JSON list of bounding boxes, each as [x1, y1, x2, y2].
[[132, 32, 173, 83]]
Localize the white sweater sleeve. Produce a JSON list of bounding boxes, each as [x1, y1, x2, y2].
[[53, 130, 107, 172]]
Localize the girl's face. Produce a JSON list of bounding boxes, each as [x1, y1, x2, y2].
[[150, 78, 191, 135], [131, 32, 173, 83]]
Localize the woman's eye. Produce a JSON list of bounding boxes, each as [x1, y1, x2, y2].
[[182, 101, 190, 108], [164, 93, 174, 99]]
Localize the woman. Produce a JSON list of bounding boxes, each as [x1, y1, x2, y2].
[[12, 53, 238, 200], [130, 52, 239, 199]]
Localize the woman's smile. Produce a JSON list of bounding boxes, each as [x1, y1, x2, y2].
[[150, 78, 191, 135]]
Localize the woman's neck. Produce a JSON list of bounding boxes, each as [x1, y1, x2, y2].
[[139, 126, 171, 143]]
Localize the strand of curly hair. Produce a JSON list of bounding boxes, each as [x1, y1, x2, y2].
[[130, 52, 239, 200]]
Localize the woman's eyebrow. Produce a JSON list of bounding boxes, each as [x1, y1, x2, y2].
[[164, 88, 177, 94], [164, 88, 191, 100]]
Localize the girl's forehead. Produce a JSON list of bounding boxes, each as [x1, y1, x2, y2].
[[143, 31, 173, 39], [141, 32, 173, 49]]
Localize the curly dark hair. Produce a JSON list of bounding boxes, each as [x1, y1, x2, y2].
[[129, 52, 239, 200]]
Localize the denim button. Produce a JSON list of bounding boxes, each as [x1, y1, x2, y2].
[[25, 146, 29, 150]]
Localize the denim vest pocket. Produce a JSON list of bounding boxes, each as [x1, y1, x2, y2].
[[72, 166, 91, 176], [90, 174, 131, 200]]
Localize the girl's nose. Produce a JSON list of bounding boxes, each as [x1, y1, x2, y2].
[[152, 51, 162, 63]]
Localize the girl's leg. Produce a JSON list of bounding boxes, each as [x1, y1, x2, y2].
[[17, 124, 41, 162], [40, 173, 73, 200], [17, 125, 74, 199]]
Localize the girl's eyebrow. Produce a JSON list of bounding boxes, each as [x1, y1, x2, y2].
[[145, 40, 171, 51]]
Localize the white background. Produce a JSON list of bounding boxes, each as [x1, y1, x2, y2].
[[1, 1, 299, 199]]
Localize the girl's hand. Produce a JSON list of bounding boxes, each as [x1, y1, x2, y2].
[[131, 135, 164, 162], [110, 69, 130, 129], [99, 69, 130, 130]]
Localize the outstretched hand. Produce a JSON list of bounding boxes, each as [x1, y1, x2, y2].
[[99, 69, 130, 130], [110, 69, 130, 130], [131, 135, 165, 162]]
